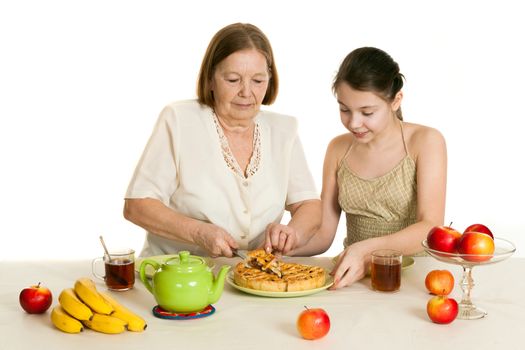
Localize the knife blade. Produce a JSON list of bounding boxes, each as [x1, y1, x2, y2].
[[232, 249, 248, 260]]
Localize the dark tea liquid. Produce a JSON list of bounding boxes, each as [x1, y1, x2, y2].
[[105, 258, 135, 291], [371, 261, 401, 292]]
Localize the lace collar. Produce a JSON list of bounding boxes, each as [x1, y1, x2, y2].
[[211, 112, 261, 179]]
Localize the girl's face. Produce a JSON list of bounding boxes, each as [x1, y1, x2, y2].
[[211, 49, 270, 124], [335, 82, 402, 144]]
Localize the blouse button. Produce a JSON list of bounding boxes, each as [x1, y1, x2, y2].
[[243, 181, 249, 187]]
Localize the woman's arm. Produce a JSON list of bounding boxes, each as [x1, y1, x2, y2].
[[331, 126, 447, 288], [123, 198, 238, 256]]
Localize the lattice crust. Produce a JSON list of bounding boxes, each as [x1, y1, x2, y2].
[[280, 263, 326, 292], [233, 260, 326, 292], [246, 249, 282, 277]]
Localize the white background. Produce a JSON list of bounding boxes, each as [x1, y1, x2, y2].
[[1, 0, 523, 260]]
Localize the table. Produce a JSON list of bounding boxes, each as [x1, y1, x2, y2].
[[1, 256, 523, 349]]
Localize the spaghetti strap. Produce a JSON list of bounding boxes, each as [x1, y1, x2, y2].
[[399, 120, 409, 156], [337, 139, 354, 170]]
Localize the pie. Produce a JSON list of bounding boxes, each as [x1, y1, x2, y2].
[[233, 249, 326, 292]]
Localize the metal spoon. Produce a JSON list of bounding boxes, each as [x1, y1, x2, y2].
[[99, 235, 113, 262]]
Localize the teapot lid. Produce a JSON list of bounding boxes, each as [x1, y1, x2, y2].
[[165, 251, 206, 272]]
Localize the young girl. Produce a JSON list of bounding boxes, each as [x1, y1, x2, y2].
[[292, 47, 447, 289]]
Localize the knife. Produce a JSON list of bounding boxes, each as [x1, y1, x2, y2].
[[232, 249, 248, 260]]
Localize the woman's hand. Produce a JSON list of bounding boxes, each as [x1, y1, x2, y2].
[[194, 223, 239, 257], [263, 223, 299, 255], [329, 244, 369, 289]]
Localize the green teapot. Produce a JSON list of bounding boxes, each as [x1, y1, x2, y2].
[[139, 251, 230, 313]]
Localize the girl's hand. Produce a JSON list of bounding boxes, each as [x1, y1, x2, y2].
[[263, 223, 299, 255], [194, 223, 239, 257], [329, 245, 369, 289]]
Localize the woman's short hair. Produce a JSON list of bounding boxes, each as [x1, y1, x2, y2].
[[197, 23, 279, 107]]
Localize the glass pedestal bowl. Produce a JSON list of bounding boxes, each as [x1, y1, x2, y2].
[[422, 237, 516, 320]]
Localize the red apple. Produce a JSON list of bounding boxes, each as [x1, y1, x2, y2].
[[19, 282, 53, 314], [296, 307, 330, 340], [457, 232, 495, 262], [464, 223, 494, 239], [427, 225, 461, 254], [425, 270, 455, 295], [427, 295, 458, 324]]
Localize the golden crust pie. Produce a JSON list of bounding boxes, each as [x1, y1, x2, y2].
[[233, 249, 326, 292]]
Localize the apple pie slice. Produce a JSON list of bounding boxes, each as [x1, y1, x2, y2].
[[245, 249, 282, 277]]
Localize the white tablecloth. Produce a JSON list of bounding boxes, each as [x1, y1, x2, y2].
[[1, 256, 523, 349]]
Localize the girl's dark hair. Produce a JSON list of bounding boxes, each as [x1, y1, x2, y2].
[[333, 47, 405, 120], [197, 23, 278, 107]]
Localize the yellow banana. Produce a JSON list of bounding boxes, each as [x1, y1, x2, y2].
[[100, 292, 147, 332], [58, 288, 93, 321], [50, 306, 84, 334], [74, 278, 114, 315], [82, 313, 127, 334]]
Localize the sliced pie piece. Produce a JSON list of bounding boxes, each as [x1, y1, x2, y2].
[[245, 249, 282, 277]]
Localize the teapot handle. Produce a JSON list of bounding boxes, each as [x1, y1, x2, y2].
[[139, 259, 160, 295]]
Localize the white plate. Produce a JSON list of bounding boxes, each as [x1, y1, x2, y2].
[[226, 271, 333, 298], [135, 254, 215, 278]]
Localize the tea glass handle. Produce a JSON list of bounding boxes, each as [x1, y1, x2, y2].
[[92, 257, 105, 281], [139, 259, 160, 294]]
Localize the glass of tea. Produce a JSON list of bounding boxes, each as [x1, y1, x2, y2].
[[370, 249, 402, 292], [92, 249, 135, 291]]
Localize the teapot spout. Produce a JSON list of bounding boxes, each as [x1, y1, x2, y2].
[[208, 265, 231, 304]]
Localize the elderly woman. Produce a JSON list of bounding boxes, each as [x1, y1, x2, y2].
[[124, 23, 321, 257]]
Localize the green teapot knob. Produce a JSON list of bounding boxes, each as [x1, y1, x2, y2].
[[179, 251, 190, 264]]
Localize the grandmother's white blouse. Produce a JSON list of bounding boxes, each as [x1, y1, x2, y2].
[[125, 100, 319, 256]]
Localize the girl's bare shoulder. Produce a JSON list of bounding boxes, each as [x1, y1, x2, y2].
[[326, 133, 353, 156], [403, 122, 446, 157], [324, 133, 353, 167]]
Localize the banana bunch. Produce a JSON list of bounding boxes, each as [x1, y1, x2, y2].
[[50, 277, 147, 334]]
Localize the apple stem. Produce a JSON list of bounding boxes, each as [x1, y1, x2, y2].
[[449, 221, 453, 227], [304, 306, 309, 311], [37, 282, 41, 288]]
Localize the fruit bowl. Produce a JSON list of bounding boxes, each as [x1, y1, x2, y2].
[[422, 237, 515, 266], [422, 237, 515, 320]]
